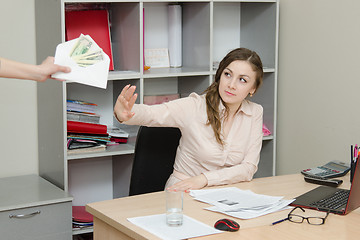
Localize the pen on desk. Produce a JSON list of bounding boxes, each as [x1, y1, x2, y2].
[[271, 217, 288, 225]]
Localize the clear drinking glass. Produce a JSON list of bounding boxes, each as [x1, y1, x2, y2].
[[166, 189, 183, 226]]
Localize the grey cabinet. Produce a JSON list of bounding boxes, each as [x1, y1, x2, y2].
[[0, 175, 73, 240]]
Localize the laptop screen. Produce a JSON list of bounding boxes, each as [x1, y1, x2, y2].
[[345, 159, 360, 213]]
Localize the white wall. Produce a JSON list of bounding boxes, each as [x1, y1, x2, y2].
[[1, 0, 360, 179], [0, 0, 38, 177], [277, 0, 360, 174]]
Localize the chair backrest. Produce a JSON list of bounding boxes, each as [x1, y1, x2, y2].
[[129, 126, 181, 196]]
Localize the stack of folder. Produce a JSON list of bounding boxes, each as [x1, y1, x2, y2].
[[66, 99, 129, 152], [67, 121, 110, 154], [72, 206, 93, 230], [67, 99, 112, 154], [67, 100, 100, 124]]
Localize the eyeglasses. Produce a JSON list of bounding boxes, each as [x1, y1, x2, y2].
[[272, 206, 329, 226], [288, 206, 329, 225]]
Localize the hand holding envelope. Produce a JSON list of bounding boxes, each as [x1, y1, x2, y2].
[[52, 34, 110, 89]]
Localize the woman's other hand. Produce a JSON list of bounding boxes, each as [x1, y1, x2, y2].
[[167, 174, 208, 192]]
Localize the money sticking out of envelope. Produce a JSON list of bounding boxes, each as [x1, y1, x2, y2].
[[52, 34, 110, 89]]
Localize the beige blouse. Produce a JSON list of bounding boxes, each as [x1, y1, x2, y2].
[[123, 93, 263, 187]]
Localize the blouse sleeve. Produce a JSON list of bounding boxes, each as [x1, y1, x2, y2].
[[122, 93, 199, 129], [203, 104, 263, 186]]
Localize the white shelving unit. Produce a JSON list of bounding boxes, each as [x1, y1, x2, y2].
[[35, 0, 278, 236]]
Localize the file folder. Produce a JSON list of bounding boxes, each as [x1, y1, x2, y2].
[[65, 9, 114, 70]]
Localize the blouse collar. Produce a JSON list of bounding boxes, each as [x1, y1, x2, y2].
[[219, 99, 253, 116]]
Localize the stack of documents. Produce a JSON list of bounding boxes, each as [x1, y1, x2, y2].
[[190, 187, 295, 219]]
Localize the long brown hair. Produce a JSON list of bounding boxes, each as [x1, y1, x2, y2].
[[204, 48, 264, 146]]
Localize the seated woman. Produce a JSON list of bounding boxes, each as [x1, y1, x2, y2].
[[114, 48, 264, 191]]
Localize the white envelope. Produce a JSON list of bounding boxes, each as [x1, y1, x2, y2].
[[52, 35, 110, 89]]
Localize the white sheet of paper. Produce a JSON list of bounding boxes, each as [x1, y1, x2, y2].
[[190, 187, 295, 219], [127, 214, 222, 240], [52, 35, 110, 89], [192, 187, 283, 211], [206, 199, 295, 219]]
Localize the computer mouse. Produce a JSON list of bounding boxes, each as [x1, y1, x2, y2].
[[214, 218, 240, 232]]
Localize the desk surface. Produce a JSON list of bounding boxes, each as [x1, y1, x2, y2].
[[86, 174, 360, 240]]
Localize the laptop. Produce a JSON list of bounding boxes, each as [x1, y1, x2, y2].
[[291, 159, 360, 215]]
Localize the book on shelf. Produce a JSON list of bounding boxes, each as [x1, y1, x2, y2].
[[65, 9, 114, 70], [67, 120, 109, 154], [67, 99, 98, 114], [67, 111, 100, 124], [67, 121, 108, 135], [68, 134, 110, 142]]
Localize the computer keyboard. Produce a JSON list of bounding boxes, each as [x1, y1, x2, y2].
[[310, 189, 349, 209]]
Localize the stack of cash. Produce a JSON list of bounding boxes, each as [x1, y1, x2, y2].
[[70, 34, 104, 67]]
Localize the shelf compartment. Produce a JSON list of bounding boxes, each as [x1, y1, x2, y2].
[[143, 75, 211, 101], [143, 2, 211, 70], [110, 2, 141, 72], [213, 1, 278, 69]]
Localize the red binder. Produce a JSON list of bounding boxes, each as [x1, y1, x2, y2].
[[65, 10, 114, 70], [67, 121, 107, 135], [72, 206, 93, 223]]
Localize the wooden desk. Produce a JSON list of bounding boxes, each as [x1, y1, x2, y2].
[[86, 174, 360, 240]]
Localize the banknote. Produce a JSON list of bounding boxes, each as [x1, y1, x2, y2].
[[70, 35, 104, 67], [72, 50, 104, 61], [70, 35, 93, 57]]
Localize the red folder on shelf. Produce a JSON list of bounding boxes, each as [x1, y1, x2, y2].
[[67, 121, 107, 135], [110, 137, 128, 144], [72, 206, 93, 223], [65, 9, 114, 70]]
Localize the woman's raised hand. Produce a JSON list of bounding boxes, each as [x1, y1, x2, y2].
[[114, 85, 138, 122]]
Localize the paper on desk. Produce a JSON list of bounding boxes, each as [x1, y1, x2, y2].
[[190, 187, 295, 219], [127, 214, 222, 240], [191, 187, 283, 211], [206, 199, 294, 219], [52, 34, 110, 89]]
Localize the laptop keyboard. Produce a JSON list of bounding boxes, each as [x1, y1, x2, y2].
[[310, 189, 349, 209]]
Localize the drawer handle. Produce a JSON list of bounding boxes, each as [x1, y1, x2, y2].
[[9, 210, 41, 219]]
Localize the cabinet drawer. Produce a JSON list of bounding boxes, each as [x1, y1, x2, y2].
[[0, 201, 72, 240]]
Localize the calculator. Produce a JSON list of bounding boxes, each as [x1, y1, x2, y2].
[[301, 161, 351, 179]]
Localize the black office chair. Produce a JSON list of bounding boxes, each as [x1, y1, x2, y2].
[[129, 126, 182, 196]]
